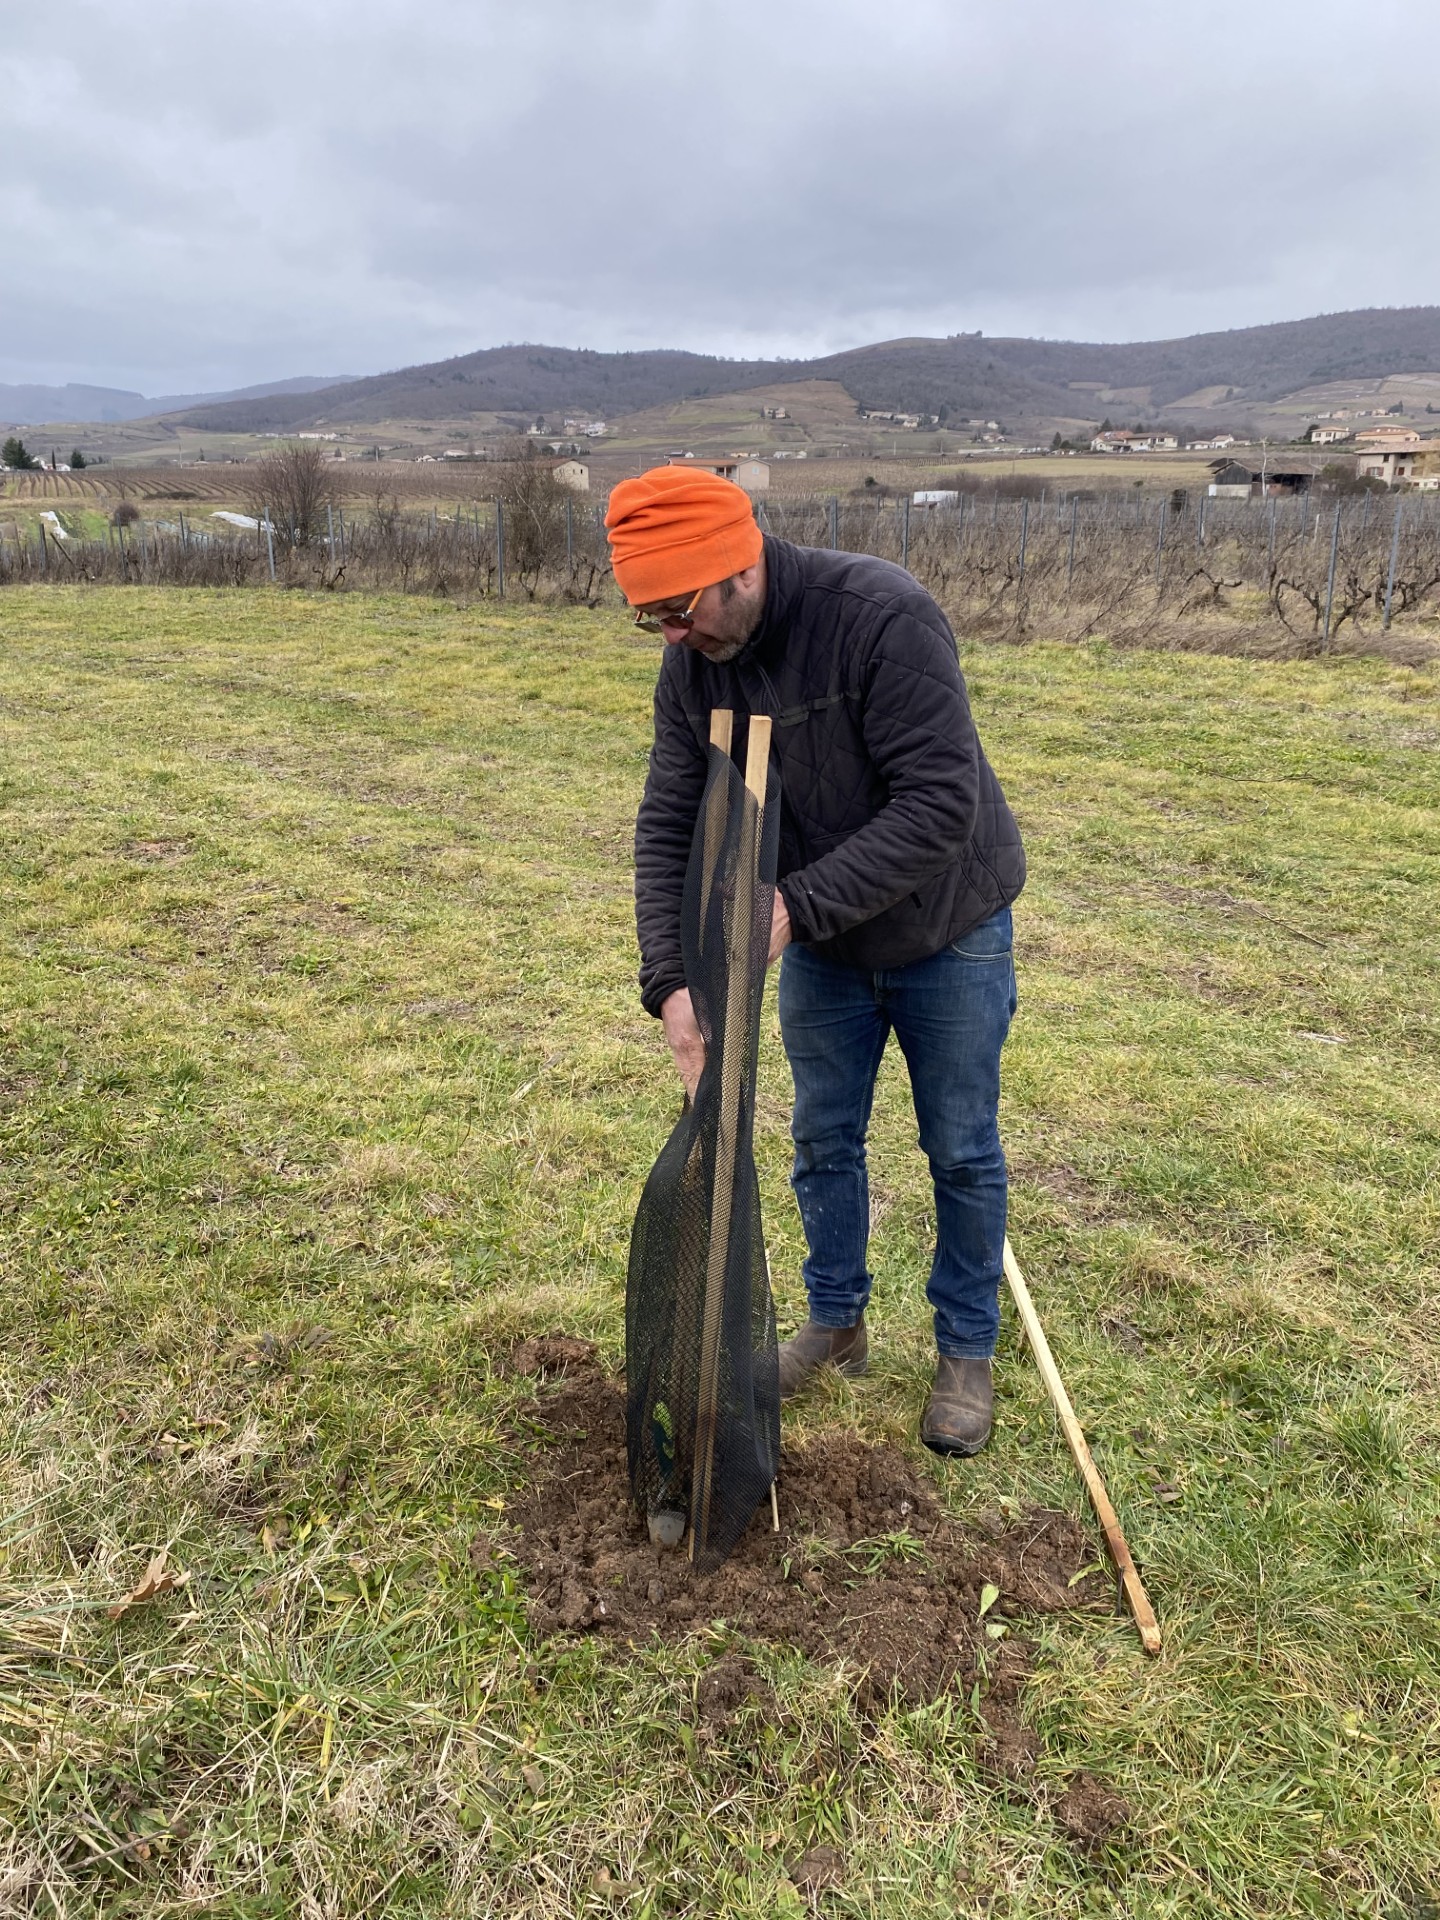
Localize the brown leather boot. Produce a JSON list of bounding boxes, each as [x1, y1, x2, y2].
[[920, 1357, 993, 1456], [777, 1316, 868, 1400]]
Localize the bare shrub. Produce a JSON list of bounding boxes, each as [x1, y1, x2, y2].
[[244, 443, 337, 549], [491, 440, 577, 597]]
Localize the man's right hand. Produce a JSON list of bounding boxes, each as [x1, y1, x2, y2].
[[660, 988, 705, 1102]]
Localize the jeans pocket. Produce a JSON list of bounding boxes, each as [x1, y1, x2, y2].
[[948, 906, 1013, 962]]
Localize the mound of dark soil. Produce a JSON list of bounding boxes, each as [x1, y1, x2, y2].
[[503, 1343, 1109, 1724]]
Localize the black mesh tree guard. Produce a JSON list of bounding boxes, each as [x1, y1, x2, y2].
[[626, 711, 781, 1571]]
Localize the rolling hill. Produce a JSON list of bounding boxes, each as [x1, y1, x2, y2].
[[0, 374, 356, 429], [164, 308, 1440, 438]]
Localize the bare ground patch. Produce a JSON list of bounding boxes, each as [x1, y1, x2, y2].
[[500, 1340, 1112, 1787]]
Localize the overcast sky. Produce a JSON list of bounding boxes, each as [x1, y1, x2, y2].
[[4, 0, 1438, 394]]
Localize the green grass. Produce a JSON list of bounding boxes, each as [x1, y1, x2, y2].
[[0, 586, 1437, 1917]]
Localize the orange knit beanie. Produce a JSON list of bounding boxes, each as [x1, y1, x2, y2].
[[605, 466, 763, 605]]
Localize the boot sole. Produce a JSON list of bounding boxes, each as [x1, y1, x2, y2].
[[921, 1426, 991, 1458]]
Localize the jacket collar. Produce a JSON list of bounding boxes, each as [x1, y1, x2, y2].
[[734, 535, 803, 668]]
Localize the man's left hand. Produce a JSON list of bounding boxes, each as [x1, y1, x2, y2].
[[767, 890, 792, 966]]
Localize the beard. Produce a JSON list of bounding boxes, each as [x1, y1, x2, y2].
[[683, 575, 763, 663]]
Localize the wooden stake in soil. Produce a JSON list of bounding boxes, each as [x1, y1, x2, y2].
[[689, 714, 772, 1562], [1003, 1238, 1162, 1656]]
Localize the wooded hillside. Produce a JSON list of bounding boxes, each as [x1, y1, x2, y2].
[[168, 308, 1440, 434]]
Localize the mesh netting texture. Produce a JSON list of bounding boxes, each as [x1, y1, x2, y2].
[[626, 721, 781, 1572]]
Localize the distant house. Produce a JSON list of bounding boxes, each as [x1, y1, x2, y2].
[[1355, 426, 1419, 452], [551, 459, 590, 492], [1309, 426, 1352, 446], [667, 455, 769, 491], [1094, 429, 1178, 453], [913, 490, 960, 507], [1188, 433, 1238, 451], [671, 454, 737, 479], [1355, 438, 1425, 486]]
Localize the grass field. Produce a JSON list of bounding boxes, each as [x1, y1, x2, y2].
[[1, 588, 1438, 1917]]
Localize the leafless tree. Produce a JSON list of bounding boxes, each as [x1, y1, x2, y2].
[[490, 438, 577, 597], [244, 443, 338, 549]]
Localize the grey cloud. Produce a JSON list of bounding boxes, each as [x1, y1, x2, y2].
[[3, 0, 1437, 391]]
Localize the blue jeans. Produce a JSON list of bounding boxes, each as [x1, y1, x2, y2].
[[777, 907, 1017, 1359]]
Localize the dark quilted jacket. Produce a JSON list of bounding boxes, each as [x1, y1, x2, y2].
[[634, 535, 1025, 1016]]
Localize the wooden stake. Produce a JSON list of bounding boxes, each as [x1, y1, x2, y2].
[[689, 715, 772, 1561], [1003, 1238, 1162, 1657]]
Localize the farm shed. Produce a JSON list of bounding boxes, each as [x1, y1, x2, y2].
[[1207, 460, 1315, 499]]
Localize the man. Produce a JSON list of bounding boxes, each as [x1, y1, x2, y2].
[[608, 467, 1024, 1456]]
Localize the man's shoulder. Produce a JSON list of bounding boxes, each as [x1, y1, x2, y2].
[[790, 540, 922, 610], [781, 541, 953, 654]]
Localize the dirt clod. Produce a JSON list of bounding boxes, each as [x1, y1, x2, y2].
[[1055, 1771, 1133, 1850], [506, 1351, 1107, 1712], [788, 1843, 846, 1894], [694, 1653, 770, 1730], [511, 1333, 598, 1377]]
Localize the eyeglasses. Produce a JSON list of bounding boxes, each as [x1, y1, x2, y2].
[[632, 584, 705, 634]]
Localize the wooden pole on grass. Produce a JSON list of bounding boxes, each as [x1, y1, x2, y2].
[[690, 713, 772, 1561], [1003, 1238, 1162, 1656]]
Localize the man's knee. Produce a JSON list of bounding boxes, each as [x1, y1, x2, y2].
[[922, 1125, 1005, 1186], [792, 1128, 868, 1180]]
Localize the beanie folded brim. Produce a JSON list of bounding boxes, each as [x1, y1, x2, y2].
[[605, 467, 763, 605]]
